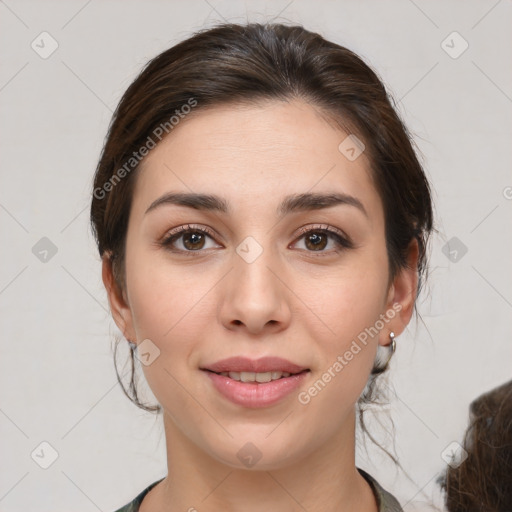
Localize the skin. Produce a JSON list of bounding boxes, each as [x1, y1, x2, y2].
[[102, 99, 419, 512]]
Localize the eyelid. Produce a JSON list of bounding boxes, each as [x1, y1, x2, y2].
[[294, 223, 350, 242], [163, 223, 349, 241], [161, 223, 217, 242]]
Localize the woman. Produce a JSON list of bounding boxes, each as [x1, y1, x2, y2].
[[90, 22, 433, 512]]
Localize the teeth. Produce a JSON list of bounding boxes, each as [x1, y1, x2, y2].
[[256, 372, 271, 383], [240, 371, 256, 382], [219, 371, 293, 382]]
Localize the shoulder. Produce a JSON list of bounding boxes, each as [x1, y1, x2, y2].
[[112, 478, 165, 512], [357, 467, 404, 512]]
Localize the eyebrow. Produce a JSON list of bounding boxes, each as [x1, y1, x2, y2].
[[145, 191, 368, 218]]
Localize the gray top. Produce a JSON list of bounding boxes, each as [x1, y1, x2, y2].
[[113, 467, 403, 511]]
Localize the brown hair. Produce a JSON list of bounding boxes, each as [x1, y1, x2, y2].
[[437, 379, 512, 511], [90, 22, 434, 454]]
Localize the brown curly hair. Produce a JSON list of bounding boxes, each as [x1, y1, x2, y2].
[[437, 379, 512, 511]]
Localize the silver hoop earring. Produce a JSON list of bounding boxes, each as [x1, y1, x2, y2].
[[373, 331, 396, 374]]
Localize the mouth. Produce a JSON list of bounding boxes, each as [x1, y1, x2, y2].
[[203, 368, 310, 383], [200, 360, 311, 408], [200, 356, 311, 408], [200, 355, 310, 382]]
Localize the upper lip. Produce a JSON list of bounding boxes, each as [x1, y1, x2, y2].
[[201, 356, 309, 374]]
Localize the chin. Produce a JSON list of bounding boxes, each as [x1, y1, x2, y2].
[[202, 432, 306, 471]]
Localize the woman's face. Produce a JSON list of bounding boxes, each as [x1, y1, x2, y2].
[[105, 99, 416, 470]]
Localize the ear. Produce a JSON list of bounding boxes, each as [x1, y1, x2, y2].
[[102, 254, 137, 343], [381, 238, 419, 344]]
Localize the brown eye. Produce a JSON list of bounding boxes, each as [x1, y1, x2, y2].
[[161, 225, 220, 254], [181, 231, 206, 250], [293, 225, 354, 255], [304, 232, 328, 251]]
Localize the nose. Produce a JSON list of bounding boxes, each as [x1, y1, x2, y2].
[[218, 242, 292, 336]]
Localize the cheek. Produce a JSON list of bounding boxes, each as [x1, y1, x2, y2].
[[314, 251, 389, 341], [316, 289, 382, 387], [295, 281, 385, 435], [125, 246, 212, 341], [124, 247, 221, 407], [305, 251, 389, 393], [124, 252, 205, 414]]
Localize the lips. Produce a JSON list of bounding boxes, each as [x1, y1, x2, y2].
[[202, 363, 310, 408], [200, 356, 308, 375]]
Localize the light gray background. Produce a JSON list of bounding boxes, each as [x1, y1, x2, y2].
[[1, 1, 511, 511]]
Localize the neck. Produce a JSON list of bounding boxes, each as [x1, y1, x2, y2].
[[142, 408, 378, 512]]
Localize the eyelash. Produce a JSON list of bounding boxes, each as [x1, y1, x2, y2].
[[160, 223, 354, 257]]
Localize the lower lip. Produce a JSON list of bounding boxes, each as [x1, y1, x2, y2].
[[202, 370, 309, 408]]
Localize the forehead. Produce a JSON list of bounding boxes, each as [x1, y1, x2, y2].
[[132, 100, 382, 222]]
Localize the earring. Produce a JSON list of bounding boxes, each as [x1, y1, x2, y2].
[[372, 331, 396, 374]]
